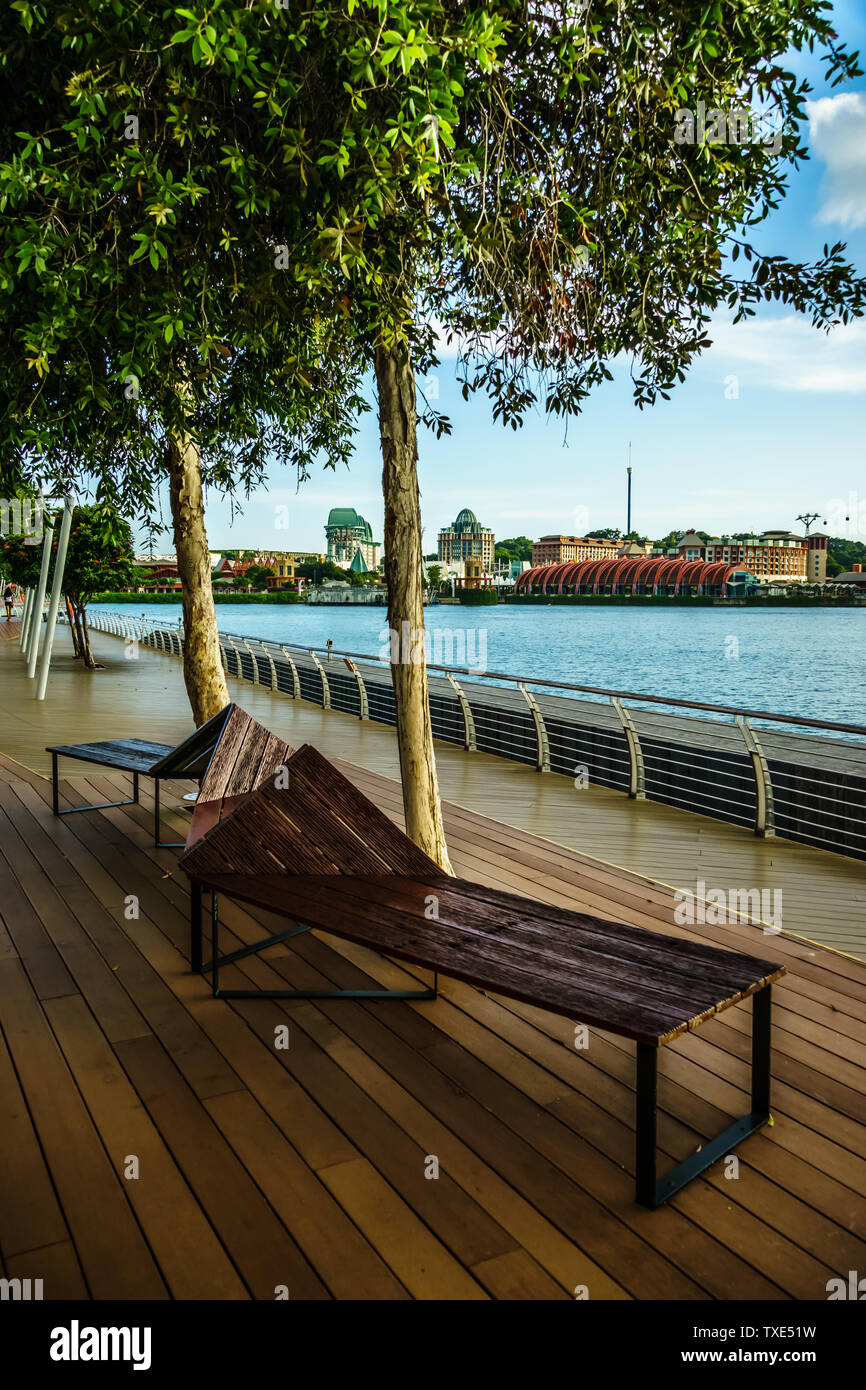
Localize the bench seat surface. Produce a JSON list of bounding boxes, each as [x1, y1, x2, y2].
[[46, 739, 174, 773], [199, 870, 785, 1046]]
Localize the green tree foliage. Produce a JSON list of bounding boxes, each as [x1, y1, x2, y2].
[[495, 537, 533, 563], [826, 537, 866, 575], [242, 564, 275, 590]]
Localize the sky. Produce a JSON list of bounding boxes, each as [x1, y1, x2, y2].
[[149, 2, 866, 556]]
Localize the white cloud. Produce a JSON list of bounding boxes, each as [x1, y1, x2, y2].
[[808, 91, 866, 228], [703, 314, 866, 393]]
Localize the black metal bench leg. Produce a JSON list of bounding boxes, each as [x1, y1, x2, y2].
[[153, 777, 186, 849], [752, 983, 772, 1118], [634, 986, 773, 1209], [51, 751, 138, 817], [198, 889, 439, 1003], [635, 1044, 658, 1209]]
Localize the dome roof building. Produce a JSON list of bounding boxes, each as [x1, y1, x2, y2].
[[438, 507, 495, 570], [325, 506, 381, 570]]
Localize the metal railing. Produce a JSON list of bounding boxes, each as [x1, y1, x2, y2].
[[84, 609, 866, 862]]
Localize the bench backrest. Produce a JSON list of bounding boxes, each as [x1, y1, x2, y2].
[[149, 702, 237, 779], [181, 741, 446, 881]]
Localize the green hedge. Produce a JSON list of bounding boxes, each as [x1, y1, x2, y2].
[[93, 591, 300, 605], [457, 588, 498, 605]]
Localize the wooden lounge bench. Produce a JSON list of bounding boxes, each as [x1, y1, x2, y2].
[[47, 703, 237, 847], [179, 726, 785, 1209]]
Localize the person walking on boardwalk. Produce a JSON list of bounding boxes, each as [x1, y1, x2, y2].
[[3, 585, 15, 619]]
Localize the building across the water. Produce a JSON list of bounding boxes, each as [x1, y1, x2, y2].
[[211, 550, 325, 592], [675, 530, 828, 585], [532, 535, 620, 566], [438, 508, 495, 570], [325, 508, 381, 570]]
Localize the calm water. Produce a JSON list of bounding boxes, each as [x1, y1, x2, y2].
[[90, 601, 865, 726]]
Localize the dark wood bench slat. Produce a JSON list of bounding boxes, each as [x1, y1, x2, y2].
[[313, 873, 782, 1002], [267, 875, 761, 1030], [47, 741, 173, 773], [352, 873, 785, 992]]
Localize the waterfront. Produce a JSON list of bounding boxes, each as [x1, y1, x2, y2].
[[91, 601, 866, 727]]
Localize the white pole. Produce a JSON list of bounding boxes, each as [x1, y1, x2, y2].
[[19, 589, 33, 649], [25, 525, 53, 666], [22, 583, 40, 656], [26, 517, 56, 677], [36, 500, 73, 701]]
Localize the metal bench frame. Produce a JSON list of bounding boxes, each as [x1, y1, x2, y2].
[[635, 986, 772, 1208], [190, 885, 438, 1002], [50, 749, 189, 849]]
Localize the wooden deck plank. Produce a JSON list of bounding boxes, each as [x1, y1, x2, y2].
[[43, 993, 249, 1300], [0, 956, 168, 1299], [112, 1033, 332, 1301], [4, 1241, 89, 1300], [0, 1016, 72, 1261]]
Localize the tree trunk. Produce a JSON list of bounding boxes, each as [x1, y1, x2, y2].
[[374, 342, 453, 873], [67, 598, 81, 658], [168, 430, 229, 724], [79, 604, 96, 670], [71, 601, 87, 663]]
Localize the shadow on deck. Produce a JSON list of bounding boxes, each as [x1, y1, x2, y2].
[[0, 750, 863, 1300]]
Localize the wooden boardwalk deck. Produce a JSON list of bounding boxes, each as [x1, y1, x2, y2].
[[0, 748, 864, 1300]]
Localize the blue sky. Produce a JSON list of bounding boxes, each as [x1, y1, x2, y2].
[[154, 4, 866, 555]]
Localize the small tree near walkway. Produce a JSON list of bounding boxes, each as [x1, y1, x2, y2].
[[1, 503, 135, 667]]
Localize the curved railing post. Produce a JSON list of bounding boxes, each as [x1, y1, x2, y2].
[[344, 657, 369, 720], [242, 638, 260, 685], [446, 671, 477, 751], [610, 697, 646, 800], [309, 650, 331, 709], [224, 633, 243, 677], [261, 642, 279, 690], [279, 646, 301, 699], [518, 682, 551, 772], [735, 716, 776, 838]]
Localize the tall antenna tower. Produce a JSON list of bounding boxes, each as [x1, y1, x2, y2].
[[626, 443, 633, 537]]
